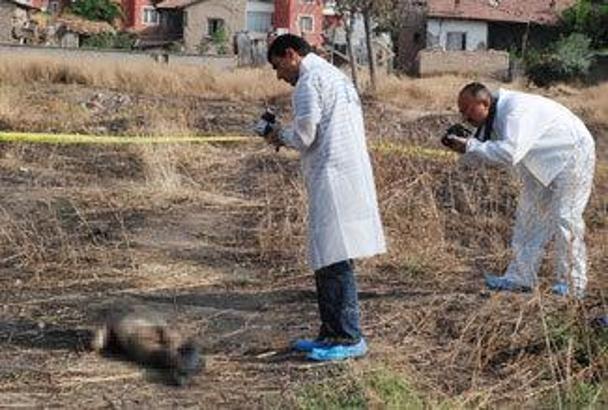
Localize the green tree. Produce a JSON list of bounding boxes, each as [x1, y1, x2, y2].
[[211, 26, 228, 55], [71, 0, 121, 24], [560, 0, 608, 50], [525, 33, 594, 86], [334, 0, 393, 94], [81, 32, 136, 49]]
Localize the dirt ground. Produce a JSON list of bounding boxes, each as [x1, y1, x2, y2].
[[0, 85, 606, 408]]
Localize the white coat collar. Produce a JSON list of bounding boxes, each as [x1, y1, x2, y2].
[[299, 53, 324, 77]]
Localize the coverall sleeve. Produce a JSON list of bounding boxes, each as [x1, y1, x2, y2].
[[279, 74, 323, 152], [465, 109, 536, 166]]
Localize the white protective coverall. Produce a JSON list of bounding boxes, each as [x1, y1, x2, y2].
[[466, 89, 596, 292], [279, 53, 386, 270]]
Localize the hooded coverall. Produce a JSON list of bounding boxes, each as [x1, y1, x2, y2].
[[467, 89, 596, 295]]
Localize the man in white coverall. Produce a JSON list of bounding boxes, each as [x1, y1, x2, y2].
[[443, 83, 595, 298], [263, 34, 386, 361]]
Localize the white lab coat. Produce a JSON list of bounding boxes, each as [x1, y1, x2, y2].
[[466, 89, 595, 292], [279, 53, 386, 271]]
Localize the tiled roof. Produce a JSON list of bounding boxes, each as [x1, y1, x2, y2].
[[8, 0, 39, 9], [155, 0, 200, 9], [56, 14, 116, 34], [427, 0, 577, 25]]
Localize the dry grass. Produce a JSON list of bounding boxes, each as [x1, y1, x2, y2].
[[0, 128, 605, 408], [1, 55, 606, 136], [254, 147, 608, 408], [138, 144, 185, 194], [0, 86, 18, 121], [374, 73, 466, 112], [553, 82, 608, 124], [0, 58, 606, 407], [0, 55, 289, 101]]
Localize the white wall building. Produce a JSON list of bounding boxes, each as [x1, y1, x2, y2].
[[426, 18, 488, 51]]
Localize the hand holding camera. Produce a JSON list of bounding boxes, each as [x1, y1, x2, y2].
[[441, 123, 472, 154], [254, 107, 283, 151]]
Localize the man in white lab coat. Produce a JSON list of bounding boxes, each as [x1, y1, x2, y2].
[[264, 34, 386, 361], [443, 82, 595, 298]]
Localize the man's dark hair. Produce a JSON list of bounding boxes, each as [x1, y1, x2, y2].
[[267, 34, 312, 62], [459, 82, 492, 101]]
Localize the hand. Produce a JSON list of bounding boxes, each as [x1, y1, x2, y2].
[[264, 126, 284, 152], [441, 134, 468, 154]]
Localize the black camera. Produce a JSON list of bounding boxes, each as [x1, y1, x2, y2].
[[441, 123, 472, 147], [254, 107, 277, 137]]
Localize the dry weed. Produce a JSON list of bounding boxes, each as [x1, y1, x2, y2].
[[566, 82, 608, 124], [0, 86, 24, 129], [138, 144, 184, 194], [0, 55, 288, 101], [373, 73, 518, 113]]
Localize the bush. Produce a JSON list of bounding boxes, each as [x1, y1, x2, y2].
[[561, 0, 608, 50], [70, 0, 121, 24], [81, 32, 136, 49], [212, 27, 229, 55], [525, 33, 594, 86]]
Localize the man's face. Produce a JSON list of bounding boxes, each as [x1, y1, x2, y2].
[[270, 48, 301, 86], [458, 92, 490, 127]]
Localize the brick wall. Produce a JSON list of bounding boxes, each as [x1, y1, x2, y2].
[[293, 1, 323, 46], [273, 0, 324, 47], [417, 49, 509, 80]]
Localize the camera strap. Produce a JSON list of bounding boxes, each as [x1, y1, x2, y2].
[[474, 96, 498, 142]]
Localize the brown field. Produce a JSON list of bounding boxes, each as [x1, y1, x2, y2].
[[0, 57, 606, 408]]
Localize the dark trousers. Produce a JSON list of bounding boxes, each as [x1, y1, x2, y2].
[[314, 260, 362, 344]]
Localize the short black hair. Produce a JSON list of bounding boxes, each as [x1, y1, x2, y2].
[[459, 82, 492, 101], [267, 34, 312, 62]]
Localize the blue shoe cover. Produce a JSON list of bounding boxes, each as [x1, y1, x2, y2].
[[484, 274, 532, 292], [551, 282, 585, 299], [307, 339, 367, 361], [292, 338, 333, 353], [594, 316, 608, 328], [552, 282, 569, 296]]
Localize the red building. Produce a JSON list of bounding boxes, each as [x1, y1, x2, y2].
[[273, 0, 325, 47], [122, 0, 159, 31]]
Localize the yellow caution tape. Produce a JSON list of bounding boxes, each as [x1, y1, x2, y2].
[[0, 132, 605, 175], [0, 131, 455, 159], [371, 141, 458, 161], [0, 132, 252, 145]]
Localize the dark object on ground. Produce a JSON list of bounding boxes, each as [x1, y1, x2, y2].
[[91, 304, 203, 386]]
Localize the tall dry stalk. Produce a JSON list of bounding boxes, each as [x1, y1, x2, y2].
[[0, 55, 288, 101]]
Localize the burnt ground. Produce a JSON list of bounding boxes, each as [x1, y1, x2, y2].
[[0, 87, 606, 408]]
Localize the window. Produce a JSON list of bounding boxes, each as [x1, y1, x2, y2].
[[446, 31, 466, 50], [49, 1, 59, 13], [247, 11, 273, 33], [299, 16, 313, 32], [143, 7, 159, 25], [208, 18, 225, 36]]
